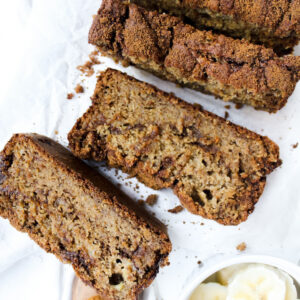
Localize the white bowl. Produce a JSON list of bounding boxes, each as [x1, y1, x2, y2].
[[179, 254, 300, 300]]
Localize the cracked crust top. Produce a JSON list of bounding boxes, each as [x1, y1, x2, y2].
[[88, 0, 300, 112], [181, 0, 300, 38]]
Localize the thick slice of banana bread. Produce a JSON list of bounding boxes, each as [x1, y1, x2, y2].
[[68, 69, 281, 225], [0, 134, 171, 300], [131, 0, 300, 55], [88, 0, 300, 113]]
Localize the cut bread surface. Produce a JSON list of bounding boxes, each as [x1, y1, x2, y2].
[[68, 69, 281, 225], [0, 133, 171, 300], [88, 0, 300, 112]]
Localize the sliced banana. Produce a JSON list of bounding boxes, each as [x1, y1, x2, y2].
[[189, 282, 227, 300], [216, 264, 249, 285], [227, 265, 286, 300], [191, 263, 298, 300], [276, 268, 297, 300]]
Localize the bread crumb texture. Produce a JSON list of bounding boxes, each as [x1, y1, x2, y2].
[[0, 133, 171, 300], [68, 69, 281, 225]]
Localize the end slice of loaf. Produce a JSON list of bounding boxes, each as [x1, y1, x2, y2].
[[88, 0, 300, 112], [0, 133, 171, 300], [68, 69, 282, 225], [131, 0, 300, 55]]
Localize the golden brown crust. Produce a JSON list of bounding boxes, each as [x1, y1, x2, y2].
[[131, 0, 300, 53], [68, 69, 281, 225], [180, 0, 299, 34], [0, 133, 171, 300], [88, 0, 300, 112]]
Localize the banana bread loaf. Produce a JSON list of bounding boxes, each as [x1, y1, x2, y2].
[[68, 69, 281, 225], [88, 0, 300, 113], [131, 0, 300, 55], [0, 133, 171, 300]]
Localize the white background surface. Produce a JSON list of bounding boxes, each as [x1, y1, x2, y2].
[[0, 1, 299, 299]]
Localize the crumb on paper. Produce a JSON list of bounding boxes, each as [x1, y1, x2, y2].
[[224, 111, 229, 120], [77, 50, 101, 77], [145, 194, 158, 206], [235, 103, 244, 110], [54, 130, 58, 135], [183, 221, 186, 224], [113, 57, 120, 64], [168, 205, 184, 214], [77, 61, 94, 77], [236, 242, 247, 252], [194, 103, 203, 110], [137, 200, 144, 206], [121, 60, 130, 68], [75, 84, 84, 94], [224, 105, 231, 109], [200, 222, 204, 226], [67, 93, 74, 100], [292, 142, 298, 149], [197, 260, 202, 265], [89, 50, 100, 64]]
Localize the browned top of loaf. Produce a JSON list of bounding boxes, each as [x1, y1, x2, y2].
[[68, 69, 281, 225], [0, 133, 171, 300], [89, 0, 300, 111], [180, 0, 300, 37]]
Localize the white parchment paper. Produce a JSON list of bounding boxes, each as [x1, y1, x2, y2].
[[0, 1, 299, 299]]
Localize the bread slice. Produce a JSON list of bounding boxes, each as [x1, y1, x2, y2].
[[88, 0, 300, 113], [0, 133, 171, 300], [131, 0, 300, 55], [68, 69, 281, 225]]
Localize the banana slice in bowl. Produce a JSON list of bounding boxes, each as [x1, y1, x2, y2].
[[179, 255, 300, 300], [189, 283, 227, 300], [217, 264, 249, 286], [280, 269, 298, 300], [218, 264, 297, 300], [226, 265, 286, 300]]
